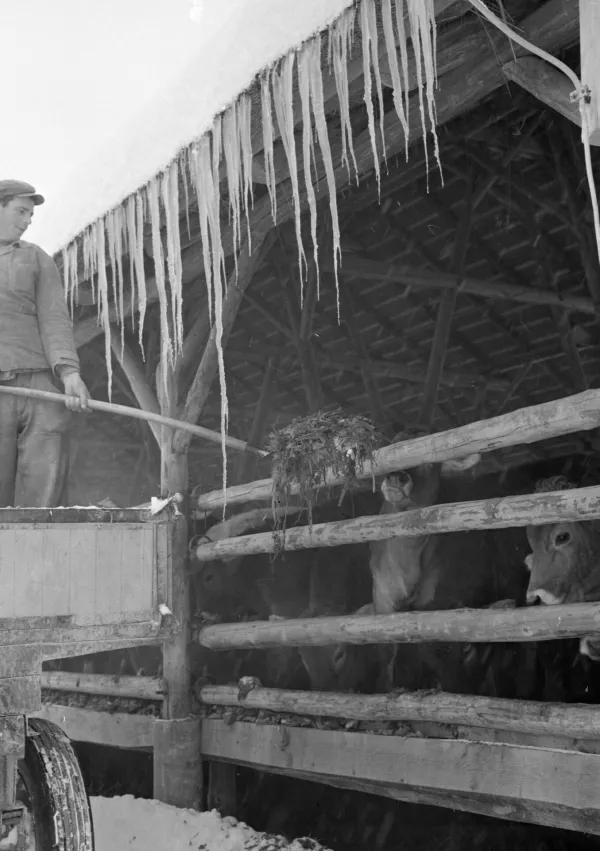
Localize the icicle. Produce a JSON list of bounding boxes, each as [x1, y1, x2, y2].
[[125, 196, 137, 338], [330, 7, 358, 183], [91, 224, 100, 325], [298, 45, 319, 301], [272, 54, 307, 294], [406, 0, 441, 189], [148, 177, 172, 395], [106, 211, 120, 332], [383, 0, 410, 159], [211, 117, 227, 302], [223, 100, 242, 276], [394, 0, 410, 135], [360, 0, 381, 197], [190, 138, 215, 326], [307, 35, 342, 321], [95, 220, 113, 400], [181, 149, 192, 242], [161, 161, 184, 357], [367, 0, 387, 169], [260, 73, 278, 225], [238, 93, 254, 251], [135, 192, 148, 354], [113, 206, 126, 362]]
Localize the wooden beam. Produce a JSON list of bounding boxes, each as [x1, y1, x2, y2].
[[110, 334, 161, 445], [502, 57, 592, 135], [199, 685, 600, 741], [173, 232, 275, 454], [195, 388, 600, 512], [223, 761, 600, 835], [201, 721, 600, 823], [418, 180, 474, 428], [32, 704, 156, 749], [338, 254, 597, 315], [198, 600, 600, 651], [153, 718, 203, 809], [234, 358, 274, 486], [580, 0, 600, 145], [41, 671, 163, 701]]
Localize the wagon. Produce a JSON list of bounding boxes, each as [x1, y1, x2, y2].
[[0, 505, 175, 850]]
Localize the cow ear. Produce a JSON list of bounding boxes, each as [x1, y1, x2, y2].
[[440, 453, 482, 476]]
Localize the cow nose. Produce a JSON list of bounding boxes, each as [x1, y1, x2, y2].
[[526, 592, 541, 606]]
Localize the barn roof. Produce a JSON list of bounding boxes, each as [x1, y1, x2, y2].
[[55, 0, 600, 500]]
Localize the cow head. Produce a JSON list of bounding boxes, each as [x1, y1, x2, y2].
[[525, 521, 600, 606], [525, 476, 600, 660], [380, 453, 482, 511]]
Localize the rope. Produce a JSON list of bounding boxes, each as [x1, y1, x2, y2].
[[466, 0, 600, 265], [0, 385, 267, 458]]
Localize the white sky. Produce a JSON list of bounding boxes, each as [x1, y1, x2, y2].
[[5, 0, 351, 253], [3, 0, 238, 246]]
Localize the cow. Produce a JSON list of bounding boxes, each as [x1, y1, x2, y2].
[[298, 455, 533, 695], [525, 475, 600, 662]]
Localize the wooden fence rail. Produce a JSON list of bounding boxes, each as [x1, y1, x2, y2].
[[199, 685, 600, 740], [196, 389, 600, 512], [41, 671, 164, 701], [198, 601, 600, 650], [194, 484, 600, 562]]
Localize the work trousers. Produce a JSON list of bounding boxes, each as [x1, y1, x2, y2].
[[0, 371, 73, 508]]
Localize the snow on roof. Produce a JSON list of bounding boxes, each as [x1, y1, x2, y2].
[[91, 795, 331, 851], [37, 0, 354, 255]]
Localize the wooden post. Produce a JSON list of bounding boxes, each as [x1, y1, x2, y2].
[[155, 351, 201, 808], [580, 0, 600, 146]]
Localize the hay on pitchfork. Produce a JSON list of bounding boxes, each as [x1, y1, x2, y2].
[[266, 408, 382, 541]]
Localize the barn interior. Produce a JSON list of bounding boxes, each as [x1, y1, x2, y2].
[[46, 0, 600, 848]]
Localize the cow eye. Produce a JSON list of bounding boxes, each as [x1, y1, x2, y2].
[[555, 531, 571, 547]]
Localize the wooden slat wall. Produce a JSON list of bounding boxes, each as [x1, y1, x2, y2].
[[0, 524, 156, 620]]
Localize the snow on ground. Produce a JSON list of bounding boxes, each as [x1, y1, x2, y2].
[[91, 796, 332, 851]]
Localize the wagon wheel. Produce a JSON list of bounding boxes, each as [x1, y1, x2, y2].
[[15, 718, 95, 850]]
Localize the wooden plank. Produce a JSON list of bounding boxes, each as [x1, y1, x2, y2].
[[153, 718, 203, 808], [0, 508, 152, 524], [194, 484, 600, 561], [201, 721, 600, 812], [13, 528, 43, 617], [198, 600, 600, 650], [42, 529, 71, 616], [0, 676, 40, 714], [257, 766, 600, 835], [0, 717, 25, 758], [0, 529, 15, 619], [196, 389, 600, 512], [502, 57, 589, 135], [69, 528, 97, 616], [580, 0, 600, 145], [199, 685, 600, 742], [41, 671, 164, 700], [31, 704, 156, 749], [120, 527, 145, 613], [95, 528, 122, 614], [0, 647, 40, 678]]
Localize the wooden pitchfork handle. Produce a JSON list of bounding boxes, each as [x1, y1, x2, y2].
[[0, 384, 267, 458]]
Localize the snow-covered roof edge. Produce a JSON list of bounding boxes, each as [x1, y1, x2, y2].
[[60, 0, 439, 502]]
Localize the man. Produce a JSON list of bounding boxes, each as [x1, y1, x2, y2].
[[0, 179, 90, 508]]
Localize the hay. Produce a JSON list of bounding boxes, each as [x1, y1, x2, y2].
[[266, 408, 382, 536]]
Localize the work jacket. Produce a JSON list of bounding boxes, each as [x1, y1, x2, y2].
[[0, 240, 80, 375]]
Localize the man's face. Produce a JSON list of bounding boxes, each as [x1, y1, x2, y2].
[[0, 196, 35, 244]]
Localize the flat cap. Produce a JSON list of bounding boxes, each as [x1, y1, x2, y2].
[[0, 180, 44, 205]]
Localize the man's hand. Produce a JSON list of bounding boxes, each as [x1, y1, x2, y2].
[[62, 372, 91, 413]]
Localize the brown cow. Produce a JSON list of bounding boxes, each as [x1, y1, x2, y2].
[[299, 456, 531, 695], [525, 475, 600, 661]]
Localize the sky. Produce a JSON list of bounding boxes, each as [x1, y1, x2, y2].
[[3, 0, 240, 246]]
